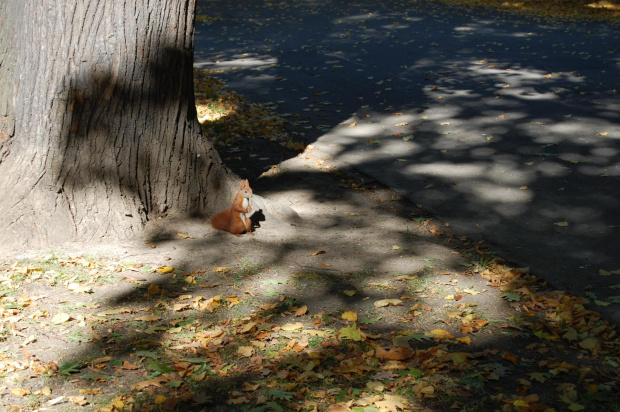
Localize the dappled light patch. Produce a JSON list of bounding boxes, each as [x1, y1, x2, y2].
[[193, 68, 305, 151], [1, 226, 619, 411]]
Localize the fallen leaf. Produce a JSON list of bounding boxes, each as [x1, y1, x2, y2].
[[68, 283, 93, 293], [11, 388, 31, 397], [339, 323, 362, 341], [426, 329, 454, 340], [295, 305, 308, 316], [343, 290, 357, 296], [449, 352, 469, 364], [457, 336, 471, 345], [133, 376, 170, 389], [52, 313, 72, 324], [341, 310, 358, 321], [366, 381, 385, 392], [578, 337, 598, 351], [311, 249, 326, 256], [242, 382, 260, 392], [237, 346, 254, 358], [134, 314, 162, 322], [374, 299, 403, 307], [157, 266, 174, 274], [68, 395, 88, 406], [281, 322, 304, 331], [375, 346, 414, 361], [599, 268, 620, 276], [554, 221, 568, 227], [375, 395, 408, 412]]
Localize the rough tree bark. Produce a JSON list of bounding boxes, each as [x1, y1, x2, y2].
[[0, 0, 239, 250]]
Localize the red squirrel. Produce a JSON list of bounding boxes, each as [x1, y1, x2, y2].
[[211, 179, 253, 236]]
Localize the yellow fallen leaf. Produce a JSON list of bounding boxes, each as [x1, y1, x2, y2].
[[226, 296, 240, 305], [341, 310, 358, 321], [214, 266, 229, 273], [281, 322, 304, 331], [343, 290, 357, 296], [392, 245, 401, 250], [457, 336, 471, 345], [173, 303, 190, 312], [11, 388, 31, 397], [51, 313, 72, 324], [157, 266, 174, 273], [177, 232, 195, 239], [366, 381, 385, 392], [373, 299, 403, 307], [426, 329, 454, 340], [578, 337, 598, 350], [513, 400, 529, 408], [147, 284, 160, 295], [596, 132, 608, 136], [449, 352, 469, 364], [554, 221, 568, 227]]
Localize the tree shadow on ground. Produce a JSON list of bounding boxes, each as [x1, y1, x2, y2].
[[194, 0, 620, 324]]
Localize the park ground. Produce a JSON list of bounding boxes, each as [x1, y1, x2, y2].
[[1, 1, 620, 411]]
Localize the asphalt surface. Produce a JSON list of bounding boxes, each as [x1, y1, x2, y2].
[[194, 0, 620, 321]]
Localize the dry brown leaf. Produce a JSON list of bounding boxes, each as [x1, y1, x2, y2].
[[68, 395, 88, 406], [295, 305, 308, 316], [311, 249, 327, 256], [237, 346, 254, 358], [375, 346, 414, 361]]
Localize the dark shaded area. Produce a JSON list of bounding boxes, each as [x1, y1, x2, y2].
[[194, 0, 620, 323]]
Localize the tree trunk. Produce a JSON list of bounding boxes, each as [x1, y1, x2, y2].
[[0, 0, 237, 250]]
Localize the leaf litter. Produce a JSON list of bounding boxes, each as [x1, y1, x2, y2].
[[1, 192, 619, 411], [1, 3, 619, 410]]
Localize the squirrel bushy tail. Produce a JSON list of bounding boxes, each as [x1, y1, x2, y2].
[[211, 179, 253, 236]]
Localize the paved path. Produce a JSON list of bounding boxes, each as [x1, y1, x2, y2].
[[194, 0, 620, 321]]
